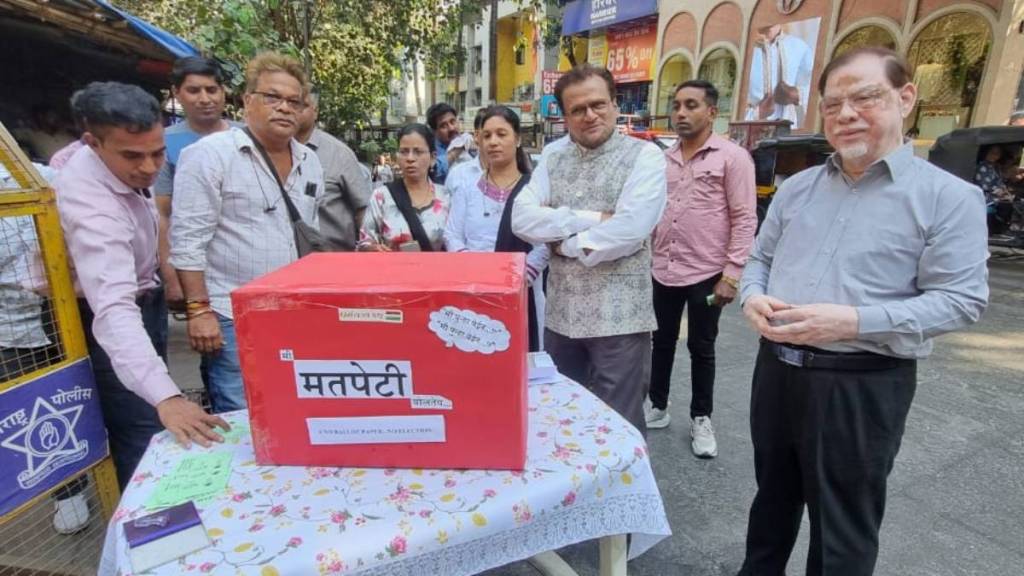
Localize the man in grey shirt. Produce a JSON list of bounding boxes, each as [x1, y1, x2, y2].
[[296, 89, 371, 250], [737, 48, 988, 575]]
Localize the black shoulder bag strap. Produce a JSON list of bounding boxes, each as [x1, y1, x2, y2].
[[244, 127, 304, 224], [495, 174, 532, 254], [385, 181, 434, 251]]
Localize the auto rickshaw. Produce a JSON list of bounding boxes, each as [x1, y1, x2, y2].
[[928, 126, 1024, 249], [751, 134, 833, 227]]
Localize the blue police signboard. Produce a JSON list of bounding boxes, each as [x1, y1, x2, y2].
[[0, 359, 107, 516], [562, 0, 658, 35]]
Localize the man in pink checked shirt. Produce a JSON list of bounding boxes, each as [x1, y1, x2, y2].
[[54, 82, 228, 496], [647, 80, 757, 458]]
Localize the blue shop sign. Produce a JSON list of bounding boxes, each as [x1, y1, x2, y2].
[[0, 359, 108, 517], [562, 0, 658, 35]]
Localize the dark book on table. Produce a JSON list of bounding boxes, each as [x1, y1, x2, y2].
[[124, 501, 211, 572]]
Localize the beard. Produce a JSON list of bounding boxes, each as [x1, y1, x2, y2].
[[838, 142, 870, 161]]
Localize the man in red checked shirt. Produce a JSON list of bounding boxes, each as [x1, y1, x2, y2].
[[646, 79, 757, 458]]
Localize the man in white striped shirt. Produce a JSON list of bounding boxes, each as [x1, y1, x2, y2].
[[170, 53, 323, 413]]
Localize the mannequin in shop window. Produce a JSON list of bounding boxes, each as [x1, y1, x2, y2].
[[745, 24, 813, 128], [912, 57, 947, 105]]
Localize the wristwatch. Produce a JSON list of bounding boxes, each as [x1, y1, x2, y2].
[[721, 275, 739, 289]]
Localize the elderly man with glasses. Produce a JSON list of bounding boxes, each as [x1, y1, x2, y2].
[[736, 47, 988, 576], [170, 52, 324, 413]]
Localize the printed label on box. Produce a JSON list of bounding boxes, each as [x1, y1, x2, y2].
[[427, 306, 510, 354], [338, 308, 404, 323], [294, 360, 413, 399], [307, 415, 446, 445], [410, 394, 453, 410]]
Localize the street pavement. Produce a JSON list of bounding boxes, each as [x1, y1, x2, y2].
[[166, 253, 1024, 576]]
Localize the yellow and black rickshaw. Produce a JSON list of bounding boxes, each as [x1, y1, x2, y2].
[[751, 134, 833, 227], [928, 126, 1024, 249]]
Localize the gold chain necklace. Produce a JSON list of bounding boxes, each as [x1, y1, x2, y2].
[[487, 170, 522, 191]]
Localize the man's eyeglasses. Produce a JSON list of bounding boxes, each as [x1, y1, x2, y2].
[[819, 87, 891, 117], [567, 100, 611, 120], [250, 91, 307, 112], [397, 148, 430, 158]]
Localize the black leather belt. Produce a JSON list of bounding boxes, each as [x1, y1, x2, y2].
[[764, 341, 911, 371]]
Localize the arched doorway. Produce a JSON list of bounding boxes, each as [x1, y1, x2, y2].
[[655, 54, 693, 130], [833, 25, 897, 58], [906, 12, 992, 139], [698, 47, 738, 133]]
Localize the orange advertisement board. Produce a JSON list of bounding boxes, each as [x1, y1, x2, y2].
[[605, 18, 657, 84]]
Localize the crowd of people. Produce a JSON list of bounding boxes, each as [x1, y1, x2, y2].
[[1, 46, 992, 575]]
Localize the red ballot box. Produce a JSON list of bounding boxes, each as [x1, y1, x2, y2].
[[231, 252, 528, 470]]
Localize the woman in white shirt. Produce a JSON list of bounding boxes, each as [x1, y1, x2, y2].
[[444, 106, 548, 350]]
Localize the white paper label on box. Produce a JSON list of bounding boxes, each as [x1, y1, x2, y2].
[[294, 360, 413, 399], [427, 306, 510, 354], [410, 394, 453, 410], [338, 308, 404, 324], [307, 415, 446, 445]]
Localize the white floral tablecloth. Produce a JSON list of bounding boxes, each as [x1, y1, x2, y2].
[[99, 378, 671, 575]]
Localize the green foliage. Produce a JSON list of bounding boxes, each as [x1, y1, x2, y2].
[[115, 0, 567, 130], [359, 139, 382, 159], [116, 0, 478, 130]]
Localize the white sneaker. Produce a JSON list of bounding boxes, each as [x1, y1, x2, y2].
[[53, 493, 90, 535], [645, 405, 671, 429], [690, 416, 718, 458]]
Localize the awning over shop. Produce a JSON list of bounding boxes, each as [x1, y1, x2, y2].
[[0, 0, 198, 61], [95, 0, 199, 59], [561, 0, 657, 36]]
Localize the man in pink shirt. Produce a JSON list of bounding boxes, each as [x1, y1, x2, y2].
[[647, 80, 757, 458], [55, 82, 228, 494]]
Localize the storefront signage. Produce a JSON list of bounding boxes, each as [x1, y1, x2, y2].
[[776, 0, 806, 15], [541, 71, 565, 118], [561, 0, 658, 35], [541, 71, 564, 96], [588, 33, 608, 68], [0, 359, 107, 517], [605, 19, 658, 84]]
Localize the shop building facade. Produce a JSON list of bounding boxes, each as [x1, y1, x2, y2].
[[560, 0, 661, 115], [653, 0, 1024, 138]]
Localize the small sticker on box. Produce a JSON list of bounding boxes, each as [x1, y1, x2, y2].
[[279, 349, 294, 361], [427, 306, 510, 354], [411, 394, 453, 410], [339, 309, 403, 323], [307, 415, 446, 445]]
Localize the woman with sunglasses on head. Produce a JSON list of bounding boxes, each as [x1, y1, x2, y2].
[[359, 123, 450, 252], [444, 105, 548, 351]]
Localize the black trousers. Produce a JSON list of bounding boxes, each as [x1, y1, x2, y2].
[[58, 288, 168, 497], [988, 201, 1013, 235], [739, 342, 916, 576], [649, 274, 723, 417]]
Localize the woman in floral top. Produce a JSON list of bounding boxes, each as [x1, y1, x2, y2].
[[359, 124, 450, 251], [975, 144, 1014, 235]]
